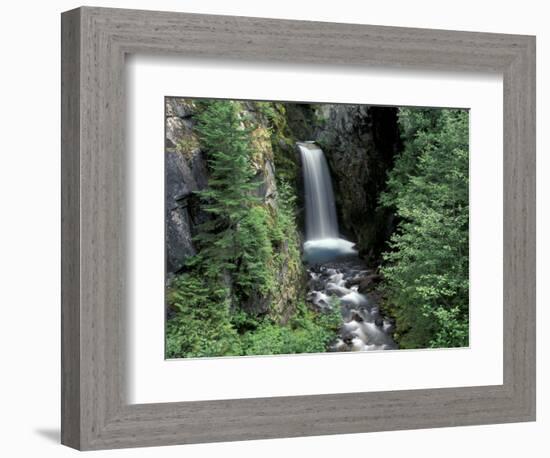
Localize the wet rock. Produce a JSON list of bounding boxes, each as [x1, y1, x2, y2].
[[307, 291, 331, 311], [333, 339, 350, 352], [307, 258, 397, 352], [326, 283, 349, 297], [357, 273, 382, 293], [342, 333, 355, 345], [383, 320, 395, 333], [345, 277, 361, 288]]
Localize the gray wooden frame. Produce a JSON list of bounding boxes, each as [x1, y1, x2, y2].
[[61, 6, 536, 451]]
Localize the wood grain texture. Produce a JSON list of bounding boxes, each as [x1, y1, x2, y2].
[[60, 7, 81, 450], [61, 6, 536, 450]]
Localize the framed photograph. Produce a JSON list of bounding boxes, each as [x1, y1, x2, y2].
[[61, 6, 536, 450]]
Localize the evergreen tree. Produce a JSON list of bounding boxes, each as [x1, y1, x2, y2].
[[193, 101, 259, 273], [193, 100, 279, 300]]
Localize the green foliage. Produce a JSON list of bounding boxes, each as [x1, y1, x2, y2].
[[191, 100, 278, 299], [242, 303, 341, 355], [380, 108, 469, 349], [193, 101, 257, 259], [165, 271, 242, 358], [270, 180, 301, 262], [236, 205, 277, 297], [166, 100, 337, 358], [255, 101, 278, 121], [175, 135, 200, 158], [257, 102, 301, 183], [166, 271, 340, 358]]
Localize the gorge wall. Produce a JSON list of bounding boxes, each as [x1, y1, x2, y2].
[[254, 102, 402, 261], [166, 99, 402, 271], [165, 98, 305, 323], [165, 99, 402, 320], [313, 104, 402, 261], [165, 98, 208, 273]]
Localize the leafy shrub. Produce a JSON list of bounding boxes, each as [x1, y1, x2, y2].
[[380, 108, 469, 349], [165, 271, 242, 358], [242, 303, 341, 355]]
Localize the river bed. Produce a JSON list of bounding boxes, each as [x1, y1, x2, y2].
[[306, 257, 397, 352]]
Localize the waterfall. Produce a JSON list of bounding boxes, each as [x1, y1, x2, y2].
[[298, 143, 339, 240], [299, 144, 397, 352], [299, 142, 357, 264]]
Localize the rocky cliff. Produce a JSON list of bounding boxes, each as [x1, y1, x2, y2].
[[165, 98, 401, 321], [165, 98, 305, 322], [254, 102, 402, 262], [165, 99, 208, 273], [314, 104, 402, 260]]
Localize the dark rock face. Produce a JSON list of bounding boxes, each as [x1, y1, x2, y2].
[[165, 148, 209, 273], [357, 273, 383, 293], [165, 99, 208, 273], [314, 105, 402, 261], [284, 103, 317, 141]]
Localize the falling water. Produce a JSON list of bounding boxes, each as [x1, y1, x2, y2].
[[299, 142, 357, 264], [298, 142, 397, 351], [298, 143, 339, 240]]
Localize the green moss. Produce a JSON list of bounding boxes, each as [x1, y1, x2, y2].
[[266, 180, 305, 322], [254, 102, 300, 183], [175, 135, 200, 159]]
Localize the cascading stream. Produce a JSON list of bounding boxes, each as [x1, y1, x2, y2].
[[299, 142, 397, 352]]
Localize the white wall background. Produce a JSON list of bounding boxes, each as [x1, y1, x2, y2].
[[0, 0, 546, 456]]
